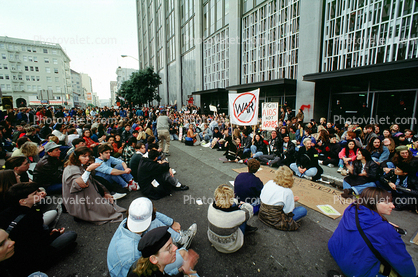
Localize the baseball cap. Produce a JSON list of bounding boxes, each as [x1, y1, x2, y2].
[[127, 197, 153, 233]]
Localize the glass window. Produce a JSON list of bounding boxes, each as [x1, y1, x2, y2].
[[44, 58, 49, 63], [43, 49, 48, 54], [45, 67, 51, 73], [53, 58, 58, 64], [54, 68, 58, 74]]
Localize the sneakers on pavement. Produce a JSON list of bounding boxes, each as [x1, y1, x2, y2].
[[171, 169, 176, 175], [303, 175, 312, 181], [337, 167, 343, 173], [112, 192, 127, 200], [341, 169, 348, 176], [177, 223, 197, 249], [327, 163, 335, 168], [174, 182, 189, 191], [318, 160, 323, 165]]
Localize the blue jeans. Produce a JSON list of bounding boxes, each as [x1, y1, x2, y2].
[[95, 164, 133, 188], [170, 134, 179, 141], [290, 163, 318, 177], [250, 145, 264, 158], [46, 183, 62, 194], [292, 206, 307, 221], [343, 180, 376, 195]]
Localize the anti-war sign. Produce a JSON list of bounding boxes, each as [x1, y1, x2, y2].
[[262, 102, 278, 130], [228, 89, 259, 126]]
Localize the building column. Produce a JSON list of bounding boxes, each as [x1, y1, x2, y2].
[[194, 0, 203, 106], [174, 0, 183, 106], [160, 0, 169, 105], [296, 0, 324, 122], [228, 0, 241, 87]]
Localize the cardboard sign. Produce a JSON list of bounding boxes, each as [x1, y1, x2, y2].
[[262, 102, 278, 130], [228, 89, 259, 126]]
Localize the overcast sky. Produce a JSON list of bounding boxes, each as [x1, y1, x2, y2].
[[1, 0, 139, 99]]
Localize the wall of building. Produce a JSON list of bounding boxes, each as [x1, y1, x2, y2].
[[181, 49, 196, 104]]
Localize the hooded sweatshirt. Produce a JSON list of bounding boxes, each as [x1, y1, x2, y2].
[[328, 204, 416, 277]]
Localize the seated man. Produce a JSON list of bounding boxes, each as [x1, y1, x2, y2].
[[107, 197, 197, 277], [137, 150, 188, 200], [95, 144, 139, 191], [0, 182, 77, 276], [64, 138, 86, 162], [33, 141, 64, 194], [129, 142, 146, 181], [290, 138, 323, 181], [234, 159, 263, 214]]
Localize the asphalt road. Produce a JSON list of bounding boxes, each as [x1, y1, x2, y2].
[[44, 141, 418, 277]]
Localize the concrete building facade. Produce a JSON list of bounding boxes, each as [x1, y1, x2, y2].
[[0, 36, 73, 109], [70, 69, 85, 108], [136, 0, 418, 128], [80, 73, 93, 106], [110, 80, 117, 106], [116, 67, 137, 91]]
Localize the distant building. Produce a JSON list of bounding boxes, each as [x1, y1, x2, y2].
[[100, 99, 110, 107], [0, 36, 72, 109], [116, 67, 136, 91], [110, 80, 117, 106], [80, 73, 93, 106], [70, 69, 85, 108]]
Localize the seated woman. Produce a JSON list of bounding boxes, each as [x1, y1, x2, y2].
[[207, 184, 256, 253], [19, 141, 41, 163], [83, 129, 99, 149], [223, 136, 244, 163], [5, 156, 31, 182], [337, 140, 358, 175], [341, 149, 380, 198], [328, 187, 416, 277], [127, 226, 199, 277], [62, 146, 126, 224], [259, 166, 306, 231], [366, 137, 390, 165], [250, 133, 268, 159]]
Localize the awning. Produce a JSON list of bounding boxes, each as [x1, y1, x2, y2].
[[303, 58, 418, 90], [226, 78, 296, 93], [192, 88, 227, 95]]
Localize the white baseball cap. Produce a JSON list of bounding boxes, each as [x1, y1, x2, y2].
[[127, 197, 153, 233]]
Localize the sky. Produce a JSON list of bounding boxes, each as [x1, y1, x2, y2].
[[1, 0, 139, 99]]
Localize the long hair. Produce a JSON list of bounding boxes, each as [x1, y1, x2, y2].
[[132, 257, 159, 277], [0, 170, 18, 201], [64, 146, 93, 167], [343, 140, 358, 158], [358, 148, 372, 162], [392, 150, 413, 166], [354, 187, 392, 221], [366, 137, 383, 154], [20, 141, 39, 157]]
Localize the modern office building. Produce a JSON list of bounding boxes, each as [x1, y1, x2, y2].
[[110, 80, 117, 106], [136, 0, 418, 128], [71, 69, 85, 108], [0, 36, 73, 109]]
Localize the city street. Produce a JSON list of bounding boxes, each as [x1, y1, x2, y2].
[[45, 140, 418, 277]]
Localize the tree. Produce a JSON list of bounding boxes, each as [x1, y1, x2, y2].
[[117, 67, 162, 106]]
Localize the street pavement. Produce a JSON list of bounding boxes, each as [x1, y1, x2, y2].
[[43, 141, 418, 277]]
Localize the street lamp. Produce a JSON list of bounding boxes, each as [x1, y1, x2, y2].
[[121, 55, 139, 61]]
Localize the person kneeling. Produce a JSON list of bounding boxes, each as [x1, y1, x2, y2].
[[259, 166, 307, 231], [207, 184, 257, 254]]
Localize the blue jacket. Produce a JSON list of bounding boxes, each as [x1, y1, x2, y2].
[[328, 205, 416, 277]]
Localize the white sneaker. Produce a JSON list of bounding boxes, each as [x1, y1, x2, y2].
[[327, 163, 335, 168], [177, 223, 197, 249], [112, 193, 127, 200], [172, 169, 176, 175], [303, 175, 312, 181], [237, 160, 244, 164], [318, 160, 323, 165], [337, 167, 343, 173]]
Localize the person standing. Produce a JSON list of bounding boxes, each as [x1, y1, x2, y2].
[[157, 110, 172, 156]]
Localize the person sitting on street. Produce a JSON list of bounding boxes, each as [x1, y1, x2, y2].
[[207, 184, 257, 254], [223, 136, 244, 163], [257, 130, 281, 165], [290, 138, 323, 181], [137, 150, 188, 200], [122, 137, 138, 165], [33, 141, 64, 194], [250, 133, 268, 159], [62, 146, 126, 224], [127, 226, 200, 277], [0, 182, 77, 276], [64, 138, 86, 162], [234, 159, 263, 214], [107, 197, 197, 277], [129, 143, 146, 181], [318, 134, 341, 168], [94, 144, 139, 191], [337, 140, 359, 175], [259, 166, 307, 231], [366, 137, 390, 166], [341, 148, 379, 198]]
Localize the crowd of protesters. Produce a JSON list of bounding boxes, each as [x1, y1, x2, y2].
[[0, 103, 416, 276]]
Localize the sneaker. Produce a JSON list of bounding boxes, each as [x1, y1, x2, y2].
[[112, 192, 127, 200], [268, 160, 273, 167], [177, 223, 197, 249], [171, 169, 176, 175], [341, 169, 348, 176], [174, 182, 189, 191], [327, 163, 335, 168], [337, 167, 343, 173], [245, 225, 258, 234], [318, 160, 323, 165], [127, 180, 140, 191], [237, 160, 243, 164]]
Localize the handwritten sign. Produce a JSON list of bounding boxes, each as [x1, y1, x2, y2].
[[228, 89, 259, 126], [262, 102, 278, 130]]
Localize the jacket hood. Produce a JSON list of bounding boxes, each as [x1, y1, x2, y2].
[[341, 204, 385, 231]]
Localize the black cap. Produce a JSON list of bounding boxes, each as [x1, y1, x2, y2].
[[137, 226, 171, 258], [282, 133, 289, 138]]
